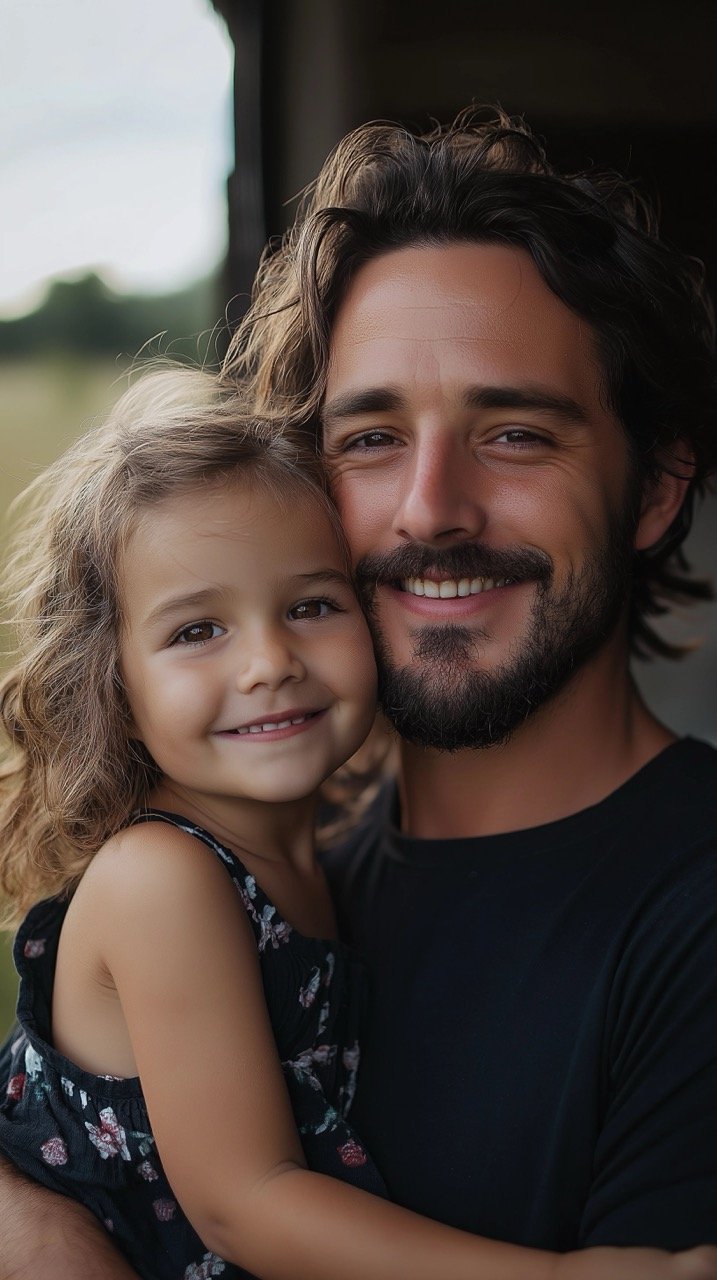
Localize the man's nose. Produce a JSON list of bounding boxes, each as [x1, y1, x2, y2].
[[234, 629, 306, 694], [393, 436, 487, 545]]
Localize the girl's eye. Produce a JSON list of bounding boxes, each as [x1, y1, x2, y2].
[[288, 598, 339, 621], [172, 621, 224, 646]]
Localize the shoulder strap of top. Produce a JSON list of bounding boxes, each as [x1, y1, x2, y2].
[[130, 810, 293, 949], [132, 808, 240, 873]]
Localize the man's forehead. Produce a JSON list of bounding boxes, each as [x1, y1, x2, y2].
[[328, 241, 583, 348], [325, 241, 599, 404]]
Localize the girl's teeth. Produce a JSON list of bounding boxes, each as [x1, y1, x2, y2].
[[235, 713, 312, 735]]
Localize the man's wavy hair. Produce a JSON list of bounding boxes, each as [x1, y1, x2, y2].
[[223, 106, 717, 659], [0, 368, 340, 925]]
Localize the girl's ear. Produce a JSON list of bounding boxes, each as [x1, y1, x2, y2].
[[633, 444, 694, 553]]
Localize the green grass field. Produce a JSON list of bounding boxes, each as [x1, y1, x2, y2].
[[0, 355, 121, 1036]]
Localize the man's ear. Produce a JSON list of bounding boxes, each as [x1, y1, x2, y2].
[[633, 444, 694, 553]]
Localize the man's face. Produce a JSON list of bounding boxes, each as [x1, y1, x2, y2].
[[321, 242, 642, 751]]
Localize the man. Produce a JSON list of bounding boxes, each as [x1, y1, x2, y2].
[[2, 108, 717, 1274]]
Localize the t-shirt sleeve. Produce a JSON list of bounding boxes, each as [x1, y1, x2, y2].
[[579, 843, 717, 1247]]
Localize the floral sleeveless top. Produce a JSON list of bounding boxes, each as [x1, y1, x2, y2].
[[0, 812, 386, 1279]]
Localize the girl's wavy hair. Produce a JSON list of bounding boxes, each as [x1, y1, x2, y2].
[[224, 105, 717, 659], [0, 368, 342, 925]]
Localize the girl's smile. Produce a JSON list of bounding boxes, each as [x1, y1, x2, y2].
[[213, 706, 328, 740]]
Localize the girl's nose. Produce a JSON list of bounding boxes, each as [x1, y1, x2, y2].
[[234, 631, 306, 694]]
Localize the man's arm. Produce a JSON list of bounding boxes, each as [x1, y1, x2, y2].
[[0, 1156, 138, 1280]]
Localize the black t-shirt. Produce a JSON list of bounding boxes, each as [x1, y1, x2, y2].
[[325, 737, 717, 1249]]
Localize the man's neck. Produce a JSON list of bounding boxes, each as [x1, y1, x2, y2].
[[396, 648, 675, 840]]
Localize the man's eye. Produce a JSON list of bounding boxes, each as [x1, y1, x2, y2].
[[288, 598, 338, 621], [345, 430, 396, 450], [493, 428, 545, 446], [172, 621, 223, 646]]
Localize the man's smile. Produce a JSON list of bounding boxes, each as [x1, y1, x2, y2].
[[377, 576, 523, 621], [400, 575, 513, 597]]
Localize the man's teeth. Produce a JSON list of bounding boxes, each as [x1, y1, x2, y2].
[[235, 714, 312, 735], [401, 577, 510, 598]]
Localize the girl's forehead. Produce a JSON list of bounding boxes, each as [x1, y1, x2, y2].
[[123, 476, 346, 579], [129, 474, 328, 535]]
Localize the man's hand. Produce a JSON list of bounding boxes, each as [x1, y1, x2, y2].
[[0, 1156, 139, 1280]]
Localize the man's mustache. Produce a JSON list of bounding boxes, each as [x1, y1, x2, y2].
[[354, 543, 553, 603]]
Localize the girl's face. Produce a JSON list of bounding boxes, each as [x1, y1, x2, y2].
[[118, 478, 377, 812]]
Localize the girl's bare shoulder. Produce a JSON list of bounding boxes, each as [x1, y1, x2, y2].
[[73, 819, 238, 925]]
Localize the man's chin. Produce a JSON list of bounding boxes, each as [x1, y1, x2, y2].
[[377, 663, 526, 752]]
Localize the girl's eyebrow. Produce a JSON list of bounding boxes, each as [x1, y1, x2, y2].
[[143, 587, 226, 629], [142, 573, 352, 630], [294, 570, 353, 588]]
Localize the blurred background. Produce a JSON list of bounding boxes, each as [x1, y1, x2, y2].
[[1, 0, 716, 1033]]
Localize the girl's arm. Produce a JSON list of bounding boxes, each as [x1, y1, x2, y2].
[[77, 825, 715, 1280]]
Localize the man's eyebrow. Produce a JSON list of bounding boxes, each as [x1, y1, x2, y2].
[[463, 384, 589, 423], [321, 388, 404, 425], [321, 384, 589, 427]]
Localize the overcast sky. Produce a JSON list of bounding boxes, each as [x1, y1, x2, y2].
[[1, 0, 233, 317]]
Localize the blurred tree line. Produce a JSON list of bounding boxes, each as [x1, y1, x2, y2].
[[0, 271, 224, 362]]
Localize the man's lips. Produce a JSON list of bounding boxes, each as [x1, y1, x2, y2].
[[400, 574, 513, 598], [354, 544, 552, 614], [214, 708, 327, 741], [377, 577, 524, 618]]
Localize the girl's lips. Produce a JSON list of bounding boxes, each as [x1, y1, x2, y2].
[[214, 708, 328, 743]]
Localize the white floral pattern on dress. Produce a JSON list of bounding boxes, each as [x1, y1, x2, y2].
[[24, 1044, 43, 1080], [257, 903, 292, 952], [184, 1252, 226, 1278], [298, 966, 322, 1008], [85, 1108, 131, 1160]]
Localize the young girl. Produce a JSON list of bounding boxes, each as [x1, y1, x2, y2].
[[0, 370, 711, 1280]]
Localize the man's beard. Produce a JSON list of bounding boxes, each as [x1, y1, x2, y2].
[[354, 521, 634, 752]]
